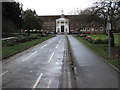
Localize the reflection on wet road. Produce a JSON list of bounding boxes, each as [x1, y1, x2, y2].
[[2, 35, 66, 88]]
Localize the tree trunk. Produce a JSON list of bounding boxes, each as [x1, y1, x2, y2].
[[28, 29, 30, 41], [77, 29, 80, 36], [28, 30, 30, 36], [110, 31, 114, 47]]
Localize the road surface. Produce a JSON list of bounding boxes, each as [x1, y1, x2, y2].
[[2, 35, 66, 89], [2, 35, 119, 89], [68, 35, 119, 88]]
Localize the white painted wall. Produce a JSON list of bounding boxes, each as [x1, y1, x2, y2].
[[56, 17, 69, 33]]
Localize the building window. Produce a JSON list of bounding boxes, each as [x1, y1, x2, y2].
[[91, 28, 94, 31], [88, 28, 90, 31], [84, 28, 86, 31], [61, 21, 64, 24], [100, 27, 103, 31], [95, 27, 97, 31]]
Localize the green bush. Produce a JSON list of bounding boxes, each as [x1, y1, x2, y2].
[[82, 35, 108, 44], [84, 37, 88, 40], [6, 40, 17, 46], [101, 39, 108, 44], [93, 38, 102, 44], [80, 34, 87, 37], [88, 38, 93, 43], [86, 36, 92, 39], [3, 35, 43, 47]]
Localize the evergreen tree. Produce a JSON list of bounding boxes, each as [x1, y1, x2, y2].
[[2, 2, 23, 33]]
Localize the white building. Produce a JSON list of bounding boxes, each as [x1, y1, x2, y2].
[[56, 14, 69, 34]]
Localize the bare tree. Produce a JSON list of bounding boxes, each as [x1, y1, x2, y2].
[[94, 1, 120, 47]]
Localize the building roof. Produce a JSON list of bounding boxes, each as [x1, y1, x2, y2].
[[39, 15, 78, 21], [56, 17, 69, 21]]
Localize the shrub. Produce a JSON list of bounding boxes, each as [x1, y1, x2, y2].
[[79, 34, 87, 37], [81, 35, 109, 44], [6, 40, 17, 46], [101, 39, 108, 44], [2, 35, 41, 47], [93, 38, 102, 44], [84, 37, 88, 40], [31, 36, 39, 39], [83, 34, 87, 37], [88, 38, 93, 43], [86, 36, 92, 39]]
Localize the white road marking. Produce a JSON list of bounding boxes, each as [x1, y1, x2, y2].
[[58, 38, 62, 44], [48, 51, 55, 63], [41, 44, 47, 49], [47, 80, 52, 88], [30, 71, 33, 73], [55, 44, 59, 49], [0, 71, 8, 77], [57, 81, 59, 88], [22, 51, 37, 61], [68, 72, 72, 88], [59, 41, 61, 44], [60, 38, 63, 42], [32, 73, 43, 89]]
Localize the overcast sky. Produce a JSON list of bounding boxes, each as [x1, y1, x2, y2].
[[18, 0, 95, 16]]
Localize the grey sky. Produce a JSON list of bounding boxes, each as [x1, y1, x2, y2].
[[18, 0, 95, 16]]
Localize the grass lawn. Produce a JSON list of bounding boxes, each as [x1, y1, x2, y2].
[[87, 33, 119, 46], [75, 35, 119, 71], [2, 35, 54, 58]]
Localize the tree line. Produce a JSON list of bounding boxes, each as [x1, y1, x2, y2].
[[71, 1, 120, 47], [2, 1, 120, 47], [2, 1, 42, 35]]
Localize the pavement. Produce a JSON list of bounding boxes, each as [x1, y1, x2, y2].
[[2, 35, 66, 88], [68, 35, 119, 88]]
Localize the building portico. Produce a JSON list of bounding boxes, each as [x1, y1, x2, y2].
[[56, 16, 69, 34]]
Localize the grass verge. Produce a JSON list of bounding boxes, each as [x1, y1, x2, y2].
[[87, 33, 119, 46], [75, 36, 119, 71], [2, 35, 54, 58]]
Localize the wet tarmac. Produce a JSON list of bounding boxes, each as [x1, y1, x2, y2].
[[68, 35, 119, 88], [2, 35, 66, 88], [2, 35, 119, 89]]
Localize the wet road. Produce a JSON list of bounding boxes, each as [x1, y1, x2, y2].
[[2, 35, 66, 88], [68, 35, 118, 88], [2, 35, 119, 89]]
